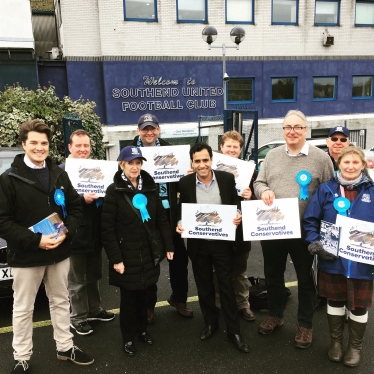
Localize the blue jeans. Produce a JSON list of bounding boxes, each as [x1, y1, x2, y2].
[[261, 238, 316, 329]]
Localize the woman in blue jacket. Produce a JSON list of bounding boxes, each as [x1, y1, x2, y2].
[[303, 146, 374, 368]]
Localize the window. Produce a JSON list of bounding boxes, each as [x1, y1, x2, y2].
[[271, 78, 297, 102], [123, 0, 157, 21], [315, 0, 340, 25], [226, 0, 254, 24], [228, 78, 254, 104], [313, 77, 337, 100], [355, 1, 374, 26], [177, 0, 207, 23], [272, 0, 298, 24], [352, 76, 373, 99]]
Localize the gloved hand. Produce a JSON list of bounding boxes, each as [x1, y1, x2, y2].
[[308, 242, 337, 261]]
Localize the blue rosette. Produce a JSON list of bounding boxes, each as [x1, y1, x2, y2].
[[333, 197, 350, 216], [296, 170, 312, 200], [54, 189, 67, 218], [133, 193, 151, 222]]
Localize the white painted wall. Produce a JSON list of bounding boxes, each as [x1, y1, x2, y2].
[[59, 0, 373, 58]]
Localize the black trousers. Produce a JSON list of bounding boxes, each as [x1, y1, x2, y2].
[[261, 238, 316, 329], [191, 239, 240, 336], [169, 233, 189, 303], [120, 287, 148, 343]]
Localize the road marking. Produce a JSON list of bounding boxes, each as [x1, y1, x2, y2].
[[0, 281, 298, 335]]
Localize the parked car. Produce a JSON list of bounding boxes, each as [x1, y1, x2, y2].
[[363, 147, 374, 180], [247, 138, 328, 167], [0, 147, 23, 297]]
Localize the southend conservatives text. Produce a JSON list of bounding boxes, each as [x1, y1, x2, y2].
[[188, 227, 228, 238], [76, 183, 105, 194], [250, 225, 293, 237]]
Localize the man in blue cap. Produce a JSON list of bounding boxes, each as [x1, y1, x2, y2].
[[131, 113, 193, 324], [326, 126, 350, 171]]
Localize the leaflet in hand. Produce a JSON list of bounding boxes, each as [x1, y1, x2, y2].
[[29, 213, 68, 238], [320, 220, 340, 257]]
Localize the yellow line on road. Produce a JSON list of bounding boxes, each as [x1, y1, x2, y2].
[[0, 281, 298, 335]]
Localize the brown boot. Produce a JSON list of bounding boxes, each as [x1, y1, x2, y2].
[[343, 318, 367, 367], [327, 314, 345, 362], [147, 308, 155, 325], [167, 297, 193, 318]]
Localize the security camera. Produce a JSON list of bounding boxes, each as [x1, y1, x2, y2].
[[223, 73, 230, 81]]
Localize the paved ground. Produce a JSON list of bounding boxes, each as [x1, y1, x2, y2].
[[0, 241, 373, 374]]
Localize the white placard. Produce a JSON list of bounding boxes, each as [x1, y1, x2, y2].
[[241, 198, 301, 241], [336, 215, 374, 265], [212, 152, 255, 196], [181, 203, 237, 241], [140, 145, 190, 183], [65, 158, 118, 197]]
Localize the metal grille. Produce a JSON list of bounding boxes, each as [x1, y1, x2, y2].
[[350, 129, 366, 149]]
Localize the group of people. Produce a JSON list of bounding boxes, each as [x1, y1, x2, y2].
[[1, 110, 373, 373]]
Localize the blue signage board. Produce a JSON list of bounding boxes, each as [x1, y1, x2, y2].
[[103, 61, 225, 125]]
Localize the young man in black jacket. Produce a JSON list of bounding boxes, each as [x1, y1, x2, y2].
[[0, 120, 94, 373], [131, 113, 193, 323], [60, 130, 114, 336]]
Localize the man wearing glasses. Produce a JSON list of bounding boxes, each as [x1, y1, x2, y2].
[[131, 114, 193, 324], [254, 110, 334, 349], [326, 126, 350, 171]]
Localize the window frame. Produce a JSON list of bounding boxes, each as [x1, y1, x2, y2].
[[225, 0, 255, 24], [176, 0, 208, 23], [227, 78, 255, 105], [271, 0, 299, 25], [352, 75, 374, 100], [271, 77, 297, 103], [355, 1, 374, 27], [314, 0, 340, 26], [123, 0, 158, 22], [312, 76, 337, 101]]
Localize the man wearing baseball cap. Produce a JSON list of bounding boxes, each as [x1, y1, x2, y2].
[[131, 114, 193, 323], [326, 126, 350, 171]]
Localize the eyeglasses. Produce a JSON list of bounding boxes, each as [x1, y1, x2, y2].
[[282, 126, 306, 132], [330, 137, 348, 143], [140, 127, 159, 133]]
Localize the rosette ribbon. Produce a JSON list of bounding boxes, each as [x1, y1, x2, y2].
[[296, 170, 312, 200], [54, 189, 67, 218], [333, 197, 350, 216], [132, 193, 151, 222]]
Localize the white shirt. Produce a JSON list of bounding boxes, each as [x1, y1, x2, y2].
[[24, 154, 46, 169], [285, 142, 309, 157]]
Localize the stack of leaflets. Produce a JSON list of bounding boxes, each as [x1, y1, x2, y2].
[[29, 213, 68, 238], [320, 220, 341, 257]]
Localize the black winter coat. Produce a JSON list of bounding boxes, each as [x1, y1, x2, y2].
[[60, 163, 102, 254], [0, 154, 82, 267], [131, 136, 179, 229], [102, 169, 174, 290]]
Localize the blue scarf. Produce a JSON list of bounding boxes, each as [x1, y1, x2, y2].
[[137, 136, 169, 207]]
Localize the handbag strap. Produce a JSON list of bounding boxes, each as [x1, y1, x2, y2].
[[123, 192, 153, 237]]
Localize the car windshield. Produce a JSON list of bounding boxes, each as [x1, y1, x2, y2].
[[258, 144, 280, 158], [0, 157, 15, 175]]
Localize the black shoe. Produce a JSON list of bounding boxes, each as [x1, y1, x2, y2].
[[139, 332, 153, 345], [200, 324, 218, 341], [10, 360, 29, 372], [87, 310, 115, 322], [57, 345, 94, 365], [70, 321, 93, 335], [228, 334, 250, 353], [124, 342, 135, 357]]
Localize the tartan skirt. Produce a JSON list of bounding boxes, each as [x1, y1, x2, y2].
[[318, 271, 374, 310]]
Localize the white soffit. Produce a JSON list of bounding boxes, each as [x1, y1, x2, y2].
[[0, 0, 34, 49]]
